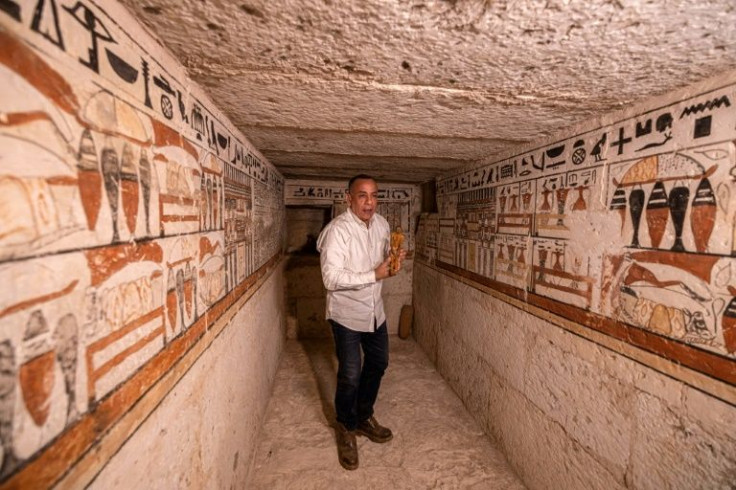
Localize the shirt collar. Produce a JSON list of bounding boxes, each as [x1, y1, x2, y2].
[[346, 207, 374, 228]]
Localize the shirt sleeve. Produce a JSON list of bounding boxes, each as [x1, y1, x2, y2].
[[317, 224, 376, 291]]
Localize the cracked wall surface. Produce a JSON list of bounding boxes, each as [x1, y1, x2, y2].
[[120, 0, 736, 183], [414, 262, 736, 489]]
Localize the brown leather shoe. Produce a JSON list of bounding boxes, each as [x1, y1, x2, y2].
[[356, 416, 393, 443], [335, 423, 359, 470]]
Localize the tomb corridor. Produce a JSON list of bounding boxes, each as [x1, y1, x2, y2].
[[1, 0, 735, 488]]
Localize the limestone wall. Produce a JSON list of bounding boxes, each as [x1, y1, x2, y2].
[[0, 1, 285, 487], [90, 263, 285, 489], [414, 72, 736, 489], [285, 207, 329, 254]]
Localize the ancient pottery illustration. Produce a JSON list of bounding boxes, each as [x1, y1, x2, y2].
[[668, 184, 689, 252], [139, 150, 152, 234], [507, 245, 516, 272], [101, 140, 121, 242], [0, 341, 18, 477], [537, 248, 548, 281], [522, 191, 533, 211], [541, 188, 552, 211], [176, 269, 186, 330], [628, 188, 645, 247], [723, 286, 736, 354], [19, 310, 54, 427], [572, 186, 587, 211], [213, 181, 219, 228], [120, 143, 140, 236], [166, 268, 178, 330], [552, 250, 564, 271], [690, 177, 716, 253], [610, 186, 626, 231], [76, 129, 102, 231], [555, 187, 569, 226], [184, 263, 194, 318], [19, 351, 55, 426], [54, 314, 79, 422], [645, 181, 669, 249]]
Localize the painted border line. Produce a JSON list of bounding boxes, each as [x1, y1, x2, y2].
[[1, 253, 283, 490], [416, 260, 736, 407]]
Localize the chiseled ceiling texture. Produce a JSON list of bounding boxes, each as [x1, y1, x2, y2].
[[120, 0, 736, 183]]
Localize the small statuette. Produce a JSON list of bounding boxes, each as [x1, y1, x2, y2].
[[389, 227, 405, 275]]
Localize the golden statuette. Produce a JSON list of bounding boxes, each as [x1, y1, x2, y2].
[[389, 227, 405, 274]]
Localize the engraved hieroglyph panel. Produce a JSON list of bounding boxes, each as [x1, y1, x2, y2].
[[431, 86, 736, 362], [494, 234, 532, 290], [198, 232, 227, 312], [602, 251, 736, 357], [162, 236, 199, 338], [253, 179, 285, 270], [0, 1, 283, 483], [83, 242, 165, 402], [0, 254, 88, 471], [606, 144, 736, 256]]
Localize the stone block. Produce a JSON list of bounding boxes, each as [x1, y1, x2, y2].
[[434, 331, 625, 490], [285, 257, 325, 298], [524, 331, 634, 483], [496, 381, 626, 490], [630, 391, 736, 490]]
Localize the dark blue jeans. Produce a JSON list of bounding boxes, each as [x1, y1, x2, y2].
[[329, 319, 389, 430]]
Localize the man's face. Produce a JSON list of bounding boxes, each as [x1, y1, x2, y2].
[[347, 178, 378, 224]]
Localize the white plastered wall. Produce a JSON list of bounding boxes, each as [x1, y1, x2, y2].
[[91, 262, 285, 489], [413, 263, 736, 489]]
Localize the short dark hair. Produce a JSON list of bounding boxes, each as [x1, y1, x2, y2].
[[348, 174, 376, 193]]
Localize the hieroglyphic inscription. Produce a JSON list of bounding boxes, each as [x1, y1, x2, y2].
[[0, 1, 284, 483], [424, 84, 736, 369]]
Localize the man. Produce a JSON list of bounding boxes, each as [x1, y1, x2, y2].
[[316, 174, 406, 470]]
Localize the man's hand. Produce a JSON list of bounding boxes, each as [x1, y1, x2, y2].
[[375, 257, 391, 280]]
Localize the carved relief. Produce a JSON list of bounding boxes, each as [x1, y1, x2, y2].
[[0, 255, 87, 477], [0, 5, 283, 484], [426, 91, 736, 369]]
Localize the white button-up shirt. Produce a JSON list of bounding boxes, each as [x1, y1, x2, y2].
[[317, 208, 390, 332]]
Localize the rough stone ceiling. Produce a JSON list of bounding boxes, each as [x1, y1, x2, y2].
[[121, 0, 736, 183]]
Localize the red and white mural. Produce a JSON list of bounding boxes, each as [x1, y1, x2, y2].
[[419, 83, 736, 387], [0, 0, 283, 483]]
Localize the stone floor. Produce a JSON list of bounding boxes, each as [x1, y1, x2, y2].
[[248, 337, 526, 489]]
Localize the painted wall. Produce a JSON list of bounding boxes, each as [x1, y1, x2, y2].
[[90, 263, 285, 489], [284, 179, 419, 337], [414, 72, 736, 489], [0, 1, 285, 487]]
